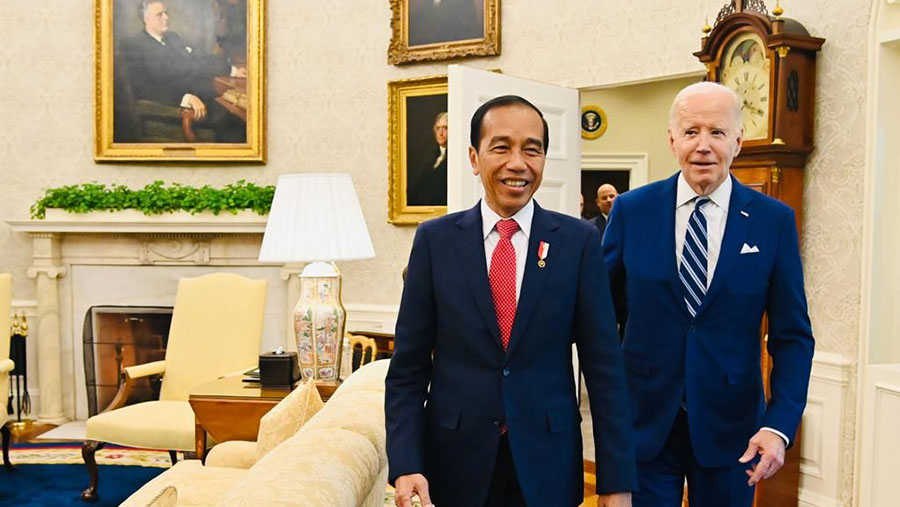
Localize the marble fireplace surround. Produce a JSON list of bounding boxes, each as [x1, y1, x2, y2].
[[6, 210, 390, 422]]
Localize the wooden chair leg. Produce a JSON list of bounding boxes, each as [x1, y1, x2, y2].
[[1, 423, 12, 471], [81, 440, 105, 502], [169, 450, 177, 465]]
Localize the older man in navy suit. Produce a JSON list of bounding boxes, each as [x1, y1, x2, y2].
[[603, 82, 814, 507], [386, 95, 636, 507]]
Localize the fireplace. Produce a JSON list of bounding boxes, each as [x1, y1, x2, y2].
[[82, 306, 173, 416], [6, 212, 396, 423]]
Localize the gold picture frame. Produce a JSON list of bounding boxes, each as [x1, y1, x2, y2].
[[388, 75, 449, 225], [388, 0, 500, 65], [95, 0, 265, 162], [581, 105, 608, 140]]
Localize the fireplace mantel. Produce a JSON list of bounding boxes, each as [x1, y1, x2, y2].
[[7, 210, 284, 423], [8, 209, 268, 235]]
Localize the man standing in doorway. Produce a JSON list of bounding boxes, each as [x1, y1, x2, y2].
[[589, 183, 619, 238]]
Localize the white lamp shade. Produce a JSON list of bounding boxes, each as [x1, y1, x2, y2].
[[258, 173, 375, 263]]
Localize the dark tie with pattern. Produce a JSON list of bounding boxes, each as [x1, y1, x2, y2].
[[679, 197, 711, 317], [489, 219, 519, 350]]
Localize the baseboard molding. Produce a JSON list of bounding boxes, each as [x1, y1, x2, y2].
[[799, 487, 840, 507]]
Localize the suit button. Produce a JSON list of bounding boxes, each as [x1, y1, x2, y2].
[[492, 420, 501, 427], [502, 367, 510, 377]]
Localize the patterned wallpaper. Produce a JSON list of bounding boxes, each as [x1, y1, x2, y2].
[[0, 0, 872, 362]]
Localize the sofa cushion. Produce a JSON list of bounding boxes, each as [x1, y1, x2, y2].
[[329, 359, 389, 403], [86, 400, 196, 451], [146, 486, 177, 507], [255, 378, 323, 462], [121, 460, 245, 507], [218, 428, 380, 507], [204, 440, 257, 469], [302, 390, 386, 469]]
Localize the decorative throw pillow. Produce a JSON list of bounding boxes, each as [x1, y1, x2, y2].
[[255, 379, 324, 461]]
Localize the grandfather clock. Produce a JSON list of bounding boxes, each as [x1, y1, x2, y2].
[[694, 1, 824, 506]]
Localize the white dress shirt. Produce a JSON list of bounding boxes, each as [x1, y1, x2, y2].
[[482, 199, 533, 302], [433, 146, 447, 169], [675, 173, 731, 287], [674, 173, 789, 446]]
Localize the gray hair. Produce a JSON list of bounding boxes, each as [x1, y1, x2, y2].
[[433, 111, 448, 127], [668, 81, 741, 130], [139, 0, 165, 20]]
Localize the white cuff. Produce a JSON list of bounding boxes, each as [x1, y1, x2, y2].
[[230, 65, 239, 77], [179, 94, 192, 108], [760, 426, 790, 447]]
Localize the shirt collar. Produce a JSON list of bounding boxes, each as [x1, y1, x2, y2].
[[146, 29, 165, 45], [676, 172, 732, 211], [481, 198, 534, 240]]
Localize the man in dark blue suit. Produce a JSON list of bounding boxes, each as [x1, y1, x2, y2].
[[386, 96, 636, 507], [603, 82, 815, 507]]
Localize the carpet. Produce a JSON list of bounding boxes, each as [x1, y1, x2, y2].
[[1, 443, 170, 506]]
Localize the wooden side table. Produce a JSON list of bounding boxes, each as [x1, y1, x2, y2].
[[188, 375, 338, 460]]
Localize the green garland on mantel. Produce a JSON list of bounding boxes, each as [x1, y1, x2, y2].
[[30, 180, 275, 219]]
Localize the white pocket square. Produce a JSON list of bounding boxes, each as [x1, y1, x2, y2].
[[740, 243, 760, 254]]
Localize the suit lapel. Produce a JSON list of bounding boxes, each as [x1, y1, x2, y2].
[[453, 204, 502, 348], [696, 175, 754, 317], [505, 203, 561, 358], [658, 175, 691, 317]]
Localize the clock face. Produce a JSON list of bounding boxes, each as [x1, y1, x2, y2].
[[719, 32, 771, 141]]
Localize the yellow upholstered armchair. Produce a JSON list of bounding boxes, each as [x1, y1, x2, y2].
[[1, 274, 12, 471], [81, 273, 267, 502]]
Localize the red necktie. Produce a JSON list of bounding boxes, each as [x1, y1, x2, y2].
[[490, 219, 519, 350]]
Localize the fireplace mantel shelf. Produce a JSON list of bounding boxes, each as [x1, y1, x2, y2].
[[7, 209, 268, 235]]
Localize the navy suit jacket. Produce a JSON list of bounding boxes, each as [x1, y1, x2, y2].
[[386, 202, 636, 506], [120, 31, 229, 107], [603, 173, 814, 467], [587, 213, 608, 239]]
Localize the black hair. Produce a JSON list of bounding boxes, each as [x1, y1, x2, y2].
[[469, 95, 549, 152]]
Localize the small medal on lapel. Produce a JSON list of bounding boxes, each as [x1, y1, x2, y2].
[[537, 241, 550, 268]]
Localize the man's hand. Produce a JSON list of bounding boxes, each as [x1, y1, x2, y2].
[[232, 65, 248, 78], [739, 429, 786, 486], [183, 94, 207, 120], [394, 473, 433, 507], [597, 491, 631, 507]]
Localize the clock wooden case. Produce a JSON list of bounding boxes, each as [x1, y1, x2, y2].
[[695, 1, 824, 229], [693, 2, 824, 507]]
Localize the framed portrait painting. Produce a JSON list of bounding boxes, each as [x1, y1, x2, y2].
[[388, 75, 449, 225], [95, 0, 265, 162], [388, 0, 500, 65]]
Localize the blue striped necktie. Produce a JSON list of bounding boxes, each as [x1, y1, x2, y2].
[[680, 197, 711, 317]]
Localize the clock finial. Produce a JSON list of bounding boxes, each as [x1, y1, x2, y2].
[[702, 17, 712, 35], [773, 0, 784, 17]]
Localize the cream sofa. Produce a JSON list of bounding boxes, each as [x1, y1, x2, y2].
[[123, 359, 390, 507]]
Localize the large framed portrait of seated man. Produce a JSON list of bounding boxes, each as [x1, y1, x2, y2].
[[95, 0, 265, 161], [388, 0, 500, 65], [388, 75, 448, 225]]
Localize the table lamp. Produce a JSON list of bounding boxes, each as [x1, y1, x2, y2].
[[258, 173, 375, 387]]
